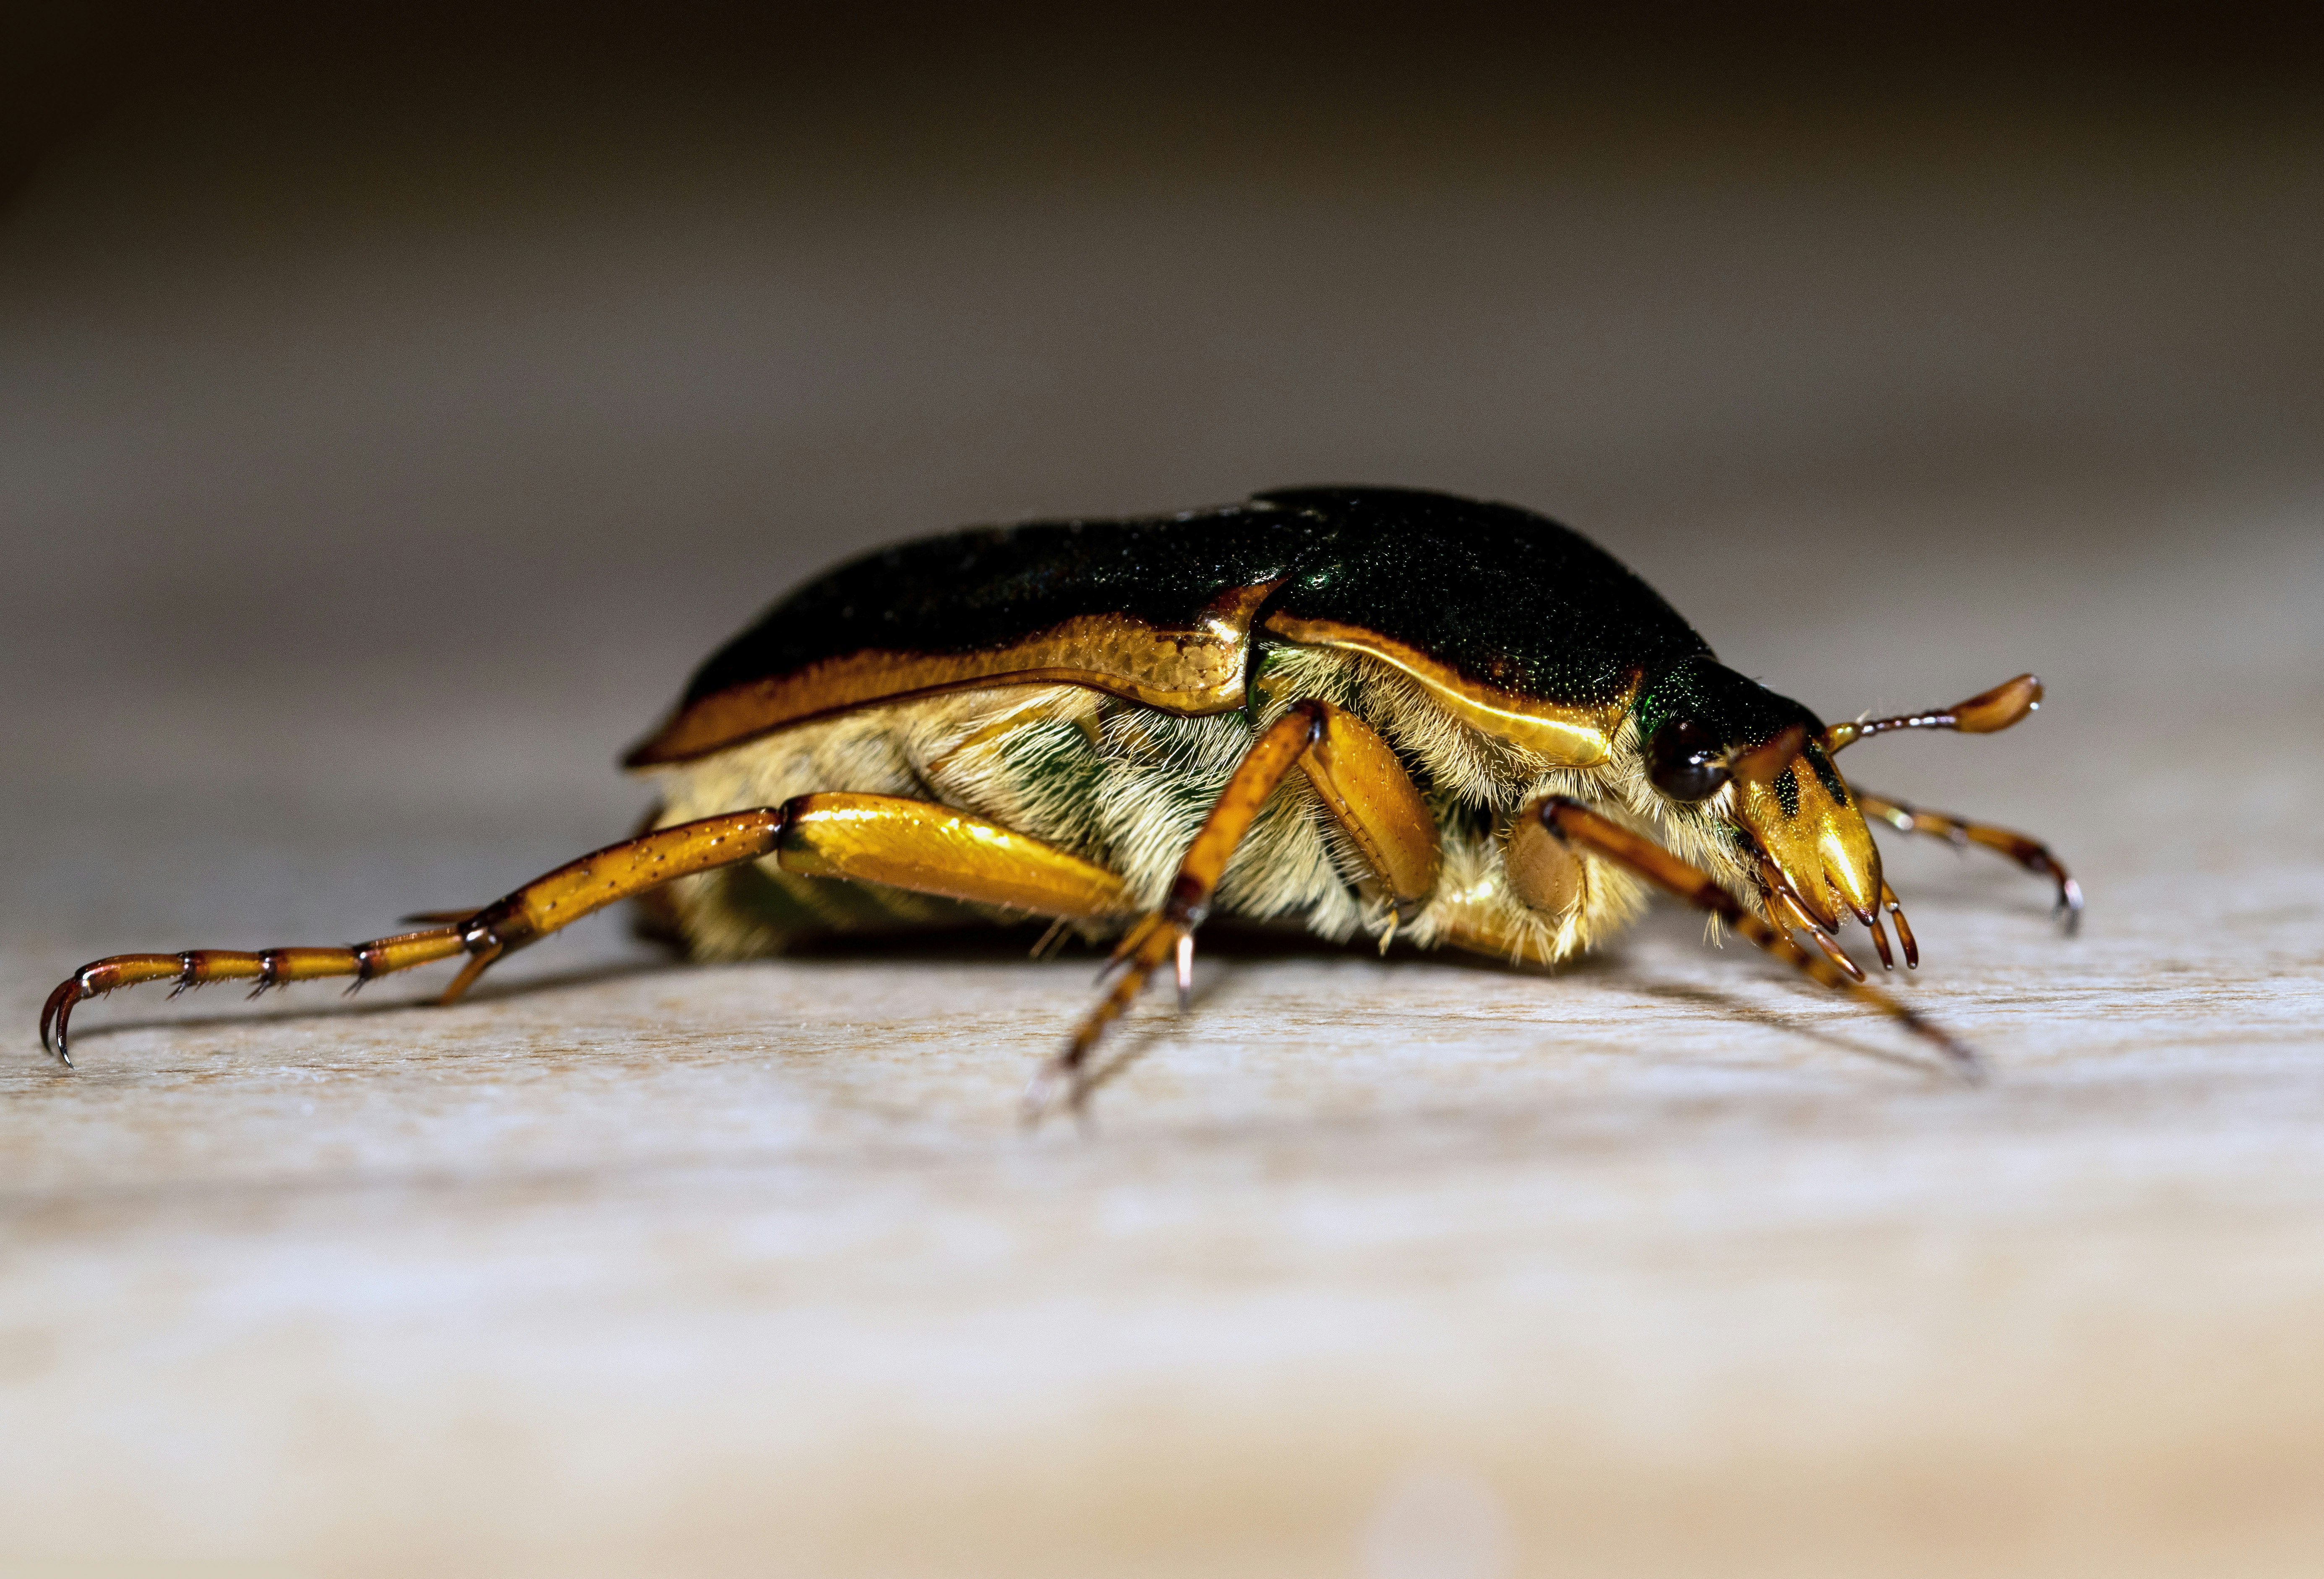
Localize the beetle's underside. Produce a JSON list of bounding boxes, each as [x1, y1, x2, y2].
[[39, 488, 2079, 1109], [647, 654, 1652, 969]]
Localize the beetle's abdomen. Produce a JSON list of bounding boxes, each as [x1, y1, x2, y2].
[[639, 667, 1651, 971], [641, 683, 1367, 958]]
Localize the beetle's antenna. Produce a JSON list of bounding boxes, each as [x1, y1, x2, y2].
[[1823, 674, 2042, 753]]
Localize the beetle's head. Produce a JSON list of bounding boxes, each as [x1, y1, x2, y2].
[[1635, 657, 1882, 931]]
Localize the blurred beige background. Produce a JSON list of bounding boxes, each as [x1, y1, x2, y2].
[[3, 7, 2322, 1576]]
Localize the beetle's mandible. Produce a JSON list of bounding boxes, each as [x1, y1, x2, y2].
[[40, 487, 2079, 1113]]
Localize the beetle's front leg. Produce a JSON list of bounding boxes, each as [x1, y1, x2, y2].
[[1526, 797, 1982, 1080], [1030, 698, 1440, 1121], [1851, 790, 2083, 933]]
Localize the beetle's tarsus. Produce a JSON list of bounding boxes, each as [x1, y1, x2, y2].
[[2057, 876, 2086, 936], [1764, 882, 1866, 983], [1095, 917, 1157, 983], [1802, 923, 1865, 982], [438, 941, 503, 1005], [1054, 915, 1185, 1111], [1775, 901, 1868, 984], [39, 979, 76, 1067], [1865, 909, 1896, 971], [34, 955, 194, 1066], [1880, 883, 1920, 970], [31, 810, 797, 1067], [1855, 790, 2079, 942]]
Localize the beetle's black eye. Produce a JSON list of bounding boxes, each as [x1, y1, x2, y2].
[[1648, 718, 1731, 802]]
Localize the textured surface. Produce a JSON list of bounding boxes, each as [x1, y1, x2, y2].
[[6, 46, 2324, 1578], [7, 513, 2321, 1579]]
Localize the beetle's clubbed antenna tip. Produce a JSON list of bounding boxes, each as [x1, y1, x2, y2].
[[1955, 673, 2043, 734]]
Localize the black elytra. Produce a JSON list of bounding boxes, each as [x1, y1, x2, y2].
[[660, 485, 1818, 761]]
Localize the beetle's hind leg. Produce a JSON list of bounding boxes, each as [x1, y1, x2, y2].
[[39, 797, 1139, 1068], [1528, 797, 1982, 1081], [1852, 790, 2083, 933], [37, 810, 798, 1067]]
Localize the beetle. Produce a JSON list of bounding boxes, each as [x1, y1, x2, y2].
[[39, 487, 2078, 1113]]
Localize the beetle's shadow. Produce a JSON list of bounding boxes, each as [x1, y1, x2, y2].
[[1605, 977, 1951, 1080], [1064, 928, 1955, 1097]]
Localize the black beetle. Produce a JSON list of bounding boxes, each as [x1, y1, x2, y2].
[[41, 487, 2077, 1111]]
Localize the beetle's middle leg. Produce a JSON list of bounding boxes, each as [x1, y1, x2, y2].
[[39, 797, 1132, 1066], [1851, 790, 2083, 933], [1035, 698, 1440, 1117]]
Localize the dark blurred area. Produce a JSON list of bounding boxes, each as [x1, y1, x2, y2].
[[5, 2, 2322, 935]]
